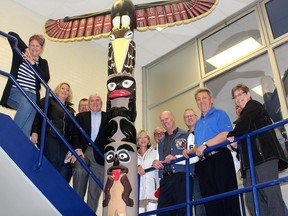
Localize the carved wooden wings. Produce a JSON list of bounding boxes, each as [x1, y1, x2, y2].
[[44, 0, 218, 42]]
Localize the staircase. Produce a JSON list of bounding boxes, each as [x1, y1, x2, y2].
[[0, 113, 96, 216]]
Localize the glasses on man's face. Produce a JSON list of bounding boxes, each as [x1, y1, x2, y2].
[[184, 114, 196, 119], [79, 104, 89, 107], [154, 132, 164, 137], [233, 92, 246, 100]]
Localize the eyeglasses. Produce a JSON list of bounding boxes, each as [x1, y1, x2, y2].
[[184, 114, 196, 119], [154, 132, 165, 137], [232, 92, 246, 100]]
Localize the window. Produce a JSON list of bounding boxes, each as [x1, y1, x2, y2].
[[201, 11, 262, 74], [205, 53, 288, 155], [274, 42, 288, 104], [265, 0, 288, 39]]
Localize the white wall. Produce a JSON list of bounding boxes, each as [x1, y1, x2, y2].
[[0, 0, 143, 129]]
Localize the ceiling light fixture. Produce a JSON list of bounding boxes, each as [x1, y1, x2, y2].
[[252, 85, 263, 96], [206, 37, 262, 68]]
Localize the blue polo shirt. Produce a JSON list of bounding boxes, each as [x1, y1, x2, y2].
[[194, 106, 233, 146]]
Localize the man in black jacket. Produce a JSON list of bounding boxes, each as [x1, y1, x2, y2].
[[71, 93, 107, 212]]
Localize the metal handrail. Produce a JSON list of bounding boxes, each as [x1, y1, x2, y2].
[[140, 118, 288, 216], [0, 31, 104, 189]]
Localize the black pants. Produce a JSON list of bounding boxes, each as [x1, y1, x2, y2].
[[157, 172, 193, 216], [196, 150, 241, 216]]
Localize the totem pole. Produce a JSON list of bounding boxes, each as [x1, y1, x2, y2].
[[102, 1, 138, 215]]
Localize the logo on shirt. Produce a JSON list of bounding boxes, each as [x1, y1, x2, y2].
[[189, 144, 195, 149], [175, 138, 186, 149]]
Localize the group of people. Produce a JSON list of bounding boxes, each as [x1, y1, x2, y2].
[[0, 31, 106, 213], [146, 86, 288, 216], [1, 31, 287, 216]]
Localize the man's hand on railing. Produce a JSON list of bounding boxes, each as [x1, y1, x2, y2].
[[70, 149, 85, 164], [152, 160, 164, 170], [182, 148, 196, 158], [30, 132, 38, 145], [164, 154, 176, 163], [196, 145, 206, 157]]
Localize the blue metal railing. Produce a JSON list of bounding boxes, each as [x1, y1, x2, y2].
[[0, 31, 104, 189], [139, 119, 288, 216]]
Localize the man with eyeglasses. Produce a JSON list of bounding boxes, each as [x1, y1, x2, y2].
[[78, 98, 90, 113], [183, 108, 206, 216], [183, 108, 198, 134], [153, 126, 166, 149]]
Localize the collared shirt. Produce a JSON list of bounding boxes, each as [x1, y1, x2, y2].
[[91, 111, 102, 141], [194, 106, 233, 147], [163, 128, 178, 173]]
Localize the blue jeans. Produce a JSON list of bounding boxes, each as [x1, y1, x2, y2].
[[7, 87, 36, 138]]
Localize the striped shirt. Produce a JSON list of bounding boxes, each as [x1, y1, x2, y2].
[[13, 61, 37, 94]]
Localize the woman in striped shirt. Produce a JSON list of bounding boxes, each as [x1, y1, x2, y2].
[[0, 31, 50, 138]]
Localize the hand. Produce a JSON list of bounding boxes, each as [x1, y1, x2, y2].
[[70, 149, 85, 164], [196, 145, 206, 157], [152, 160, 164, 170], [183, 149, 193, 158], [227, 141, 237, 152], [22, 49, 35, 65], [227, 136, 235, 142], [137, 165, 145, 176], [164, 154, 176, 163], [183, 145, 197, 158], [30, 132, 38, 145]]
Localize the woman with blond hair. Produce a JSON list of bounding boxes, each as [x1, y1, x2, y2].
[[137, 129, 159, 215], [31, 82, 75, 181]]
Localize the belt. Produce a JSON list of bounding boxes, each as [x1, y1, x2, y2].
[[163, 171, 174, 176], [203, 148, 227, 159]]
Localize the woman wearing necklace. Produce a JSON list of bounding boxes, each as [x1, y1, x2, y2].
[[137, 129, 159, 215]]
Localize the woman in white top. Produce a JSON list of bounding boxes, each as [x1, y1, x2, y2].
[[137, 130, 159, 215]]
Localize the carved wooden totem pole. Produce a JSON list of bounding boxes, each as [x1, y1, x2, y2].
[[102, 1, 138, 215], [44, 0, 218, 215]]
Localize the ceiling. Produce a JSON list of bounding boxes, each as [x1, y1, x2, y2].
[[11, 0, 257, 66]]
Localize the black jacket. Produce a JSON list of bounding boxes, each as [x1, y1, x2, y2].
[[228, 100, 288, 175], [31, 97, 75, 142], [0, 32, 50, 108], [71, 111, 107, 165]]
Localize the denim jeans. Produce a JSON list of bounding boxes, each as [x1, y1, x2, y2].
[[7, 87, 36, 138]]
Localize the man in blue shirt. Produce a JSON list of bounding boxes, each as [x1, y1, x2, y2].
[[192, 88, 241, 216]]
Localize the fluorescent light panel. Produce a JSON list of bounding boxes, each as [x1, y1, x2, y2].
[[206, 37, 262, 68], [252, 85, 263, 96]]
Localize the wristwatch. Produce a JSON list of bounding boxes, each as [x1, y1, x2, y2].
[[203, 142, 209, 148]]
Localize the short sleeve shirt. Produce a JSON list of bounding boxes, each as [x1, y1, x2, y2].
[[194, 106, 233, 146]]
